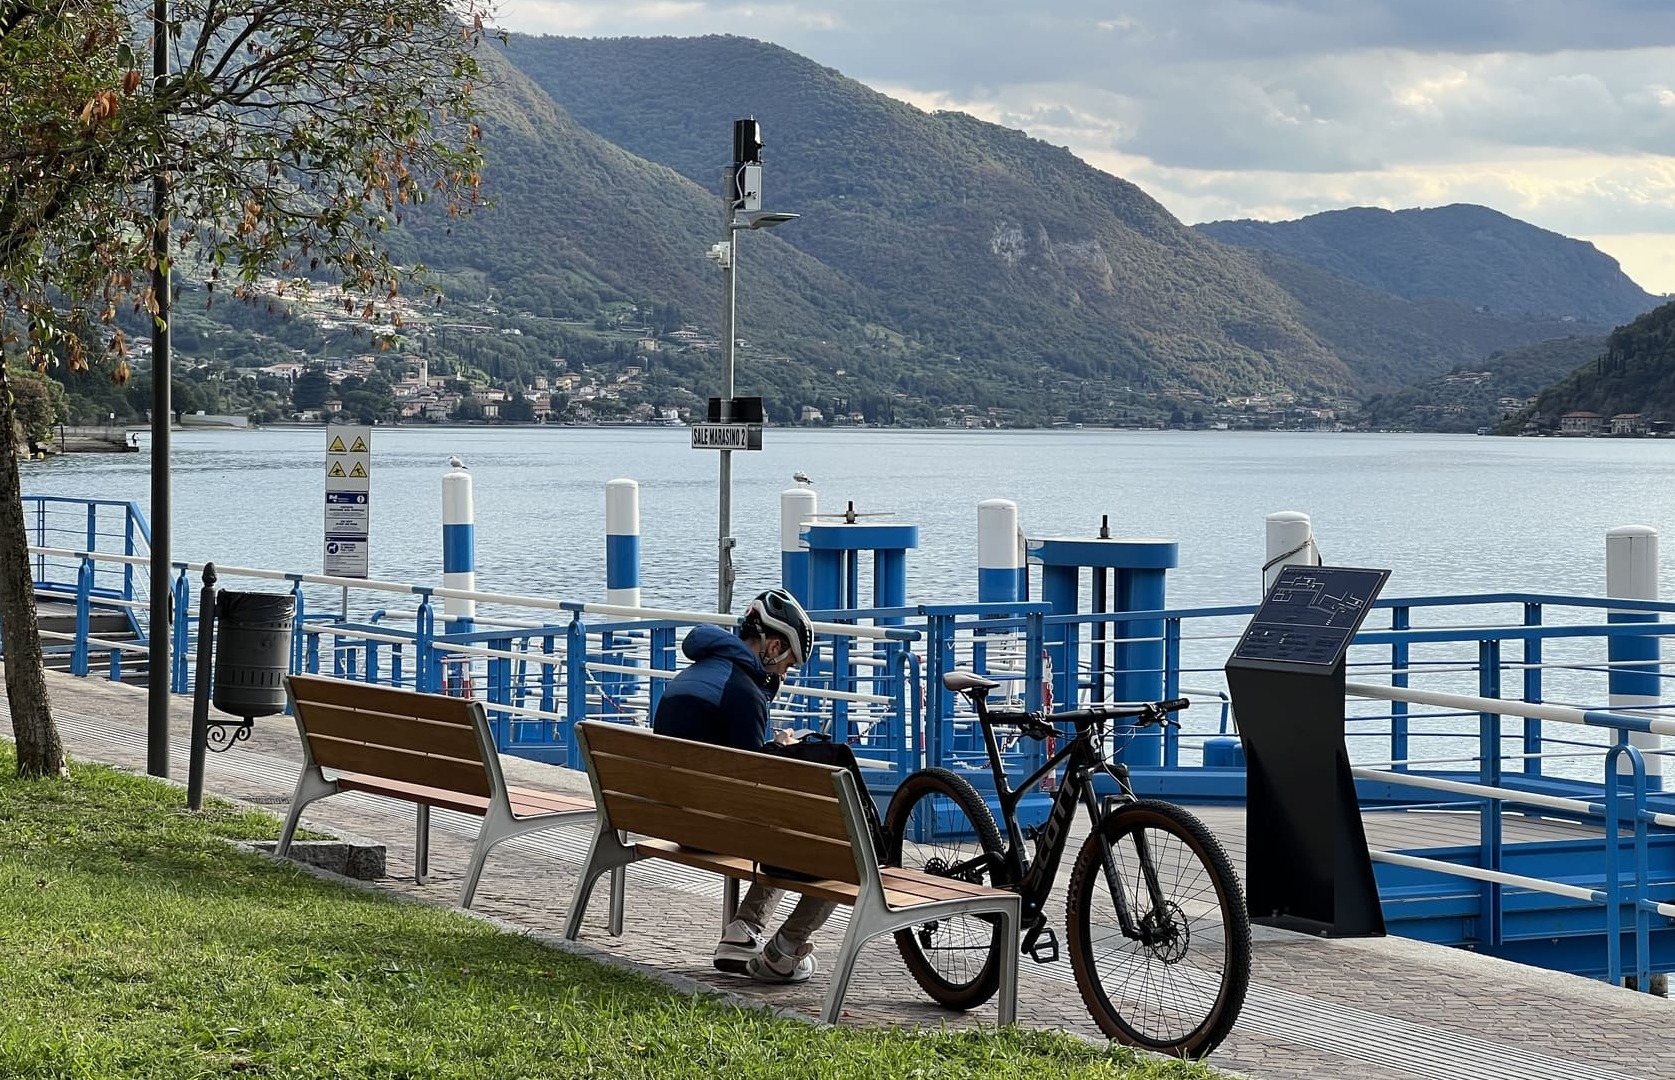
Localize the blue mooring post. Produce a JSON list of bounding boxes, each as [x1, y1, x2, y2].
[[781, 485, 816, 605], [1028, 535, 1178, 766], [974, 499, 1018, 676], [604, 479, 642, 702], [441, 462, 476, 635], [1607, 526, 1663, 790]]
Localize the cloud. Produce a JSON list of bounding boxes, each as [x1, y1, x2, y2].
[[488, 1, 1675, 289]]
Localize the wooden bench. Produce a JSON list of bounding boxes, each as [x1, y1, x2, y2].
[[563, 721, 1021, 1025], [278, 675, 606, 910]]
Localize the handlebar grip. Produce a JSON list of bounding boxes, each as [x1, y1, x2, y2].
[[1159, 698, 1190, 714], [985, 709, 1037, 726]]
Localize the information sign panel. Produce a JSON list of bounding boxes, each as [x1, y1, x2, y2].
[[689, 422, 764, 450], [324, 425, 371, 578], [1228, 565, 1389, 671]]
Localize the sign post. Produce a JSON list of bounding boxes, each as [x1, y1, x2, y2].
[[1224, 564, 1390, 937], [324, 426, 372, 591]]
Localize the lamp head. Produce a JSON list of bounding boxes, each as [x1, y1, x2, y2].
[[731, 210, 799, 231]]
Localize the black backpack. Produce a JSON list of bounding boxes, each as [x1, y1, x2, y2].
[[757, 735, 888, 879]]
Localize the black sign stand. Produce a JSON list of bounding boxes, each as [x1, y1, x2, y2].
[[1225, 565, 1390, 937]]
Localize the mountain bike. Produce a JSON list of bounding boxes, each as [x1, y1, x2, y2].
[[882, 670, 1250, 1058]]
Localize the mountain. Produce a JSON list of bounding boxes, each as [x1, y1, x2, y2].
[[1511, 300, 1675, 429], [1243, 246, 1609, 394], [1196, 205, 1659, 326], [472, 34, 1352, 403], [132, 36, 1667, 430]]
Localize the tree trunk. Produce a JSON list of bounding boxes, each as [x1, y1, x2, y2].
[[0, 360, 65, 778]]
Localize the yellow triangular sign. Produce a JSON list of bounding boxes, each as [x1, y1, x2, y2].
[[349, 437, 368, 453], [328, 436, 347, 453], [348, 462, 367, 478], [328, 462, 347, 477]]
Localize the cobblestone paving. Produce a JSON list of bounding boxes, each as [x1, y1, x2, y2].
[[13, 672, 1675, 1079]]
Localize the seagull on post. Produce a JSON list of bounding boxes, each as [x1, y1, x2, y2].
[[449, 455, 468, 470], [792, 470, 813, 486]]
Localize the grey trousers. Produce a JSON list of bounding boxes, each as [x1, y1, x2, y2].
[[736, 882, 838, 947]]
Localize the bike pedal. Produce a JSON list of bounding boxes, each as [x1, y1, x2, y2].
[[1022, 926, 1059, 964]]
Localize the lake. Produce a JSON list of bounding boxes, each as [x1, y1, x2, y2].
[[20, 426, 1675, 612]]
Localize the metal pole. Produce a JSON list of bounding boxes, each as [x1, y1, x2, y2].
[[147, 0, 172, 776], [186, 563, 216, 810], [717, 190, 738, 613]]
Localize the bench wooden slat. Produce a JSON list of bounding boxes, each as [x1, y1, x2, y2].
[[304, 732, 493, 799], [605, 791, 859, 883], [583, 724, 837, 797], [878, 868, 1006, 903], [632, 840, 1009, 910], [290, 699, 483, 761], [288, 674, 477, 726], [589, 751, 850, 843], [506, 786, 596, 818], [337, 773, 491, 816], [633, 841, 863, 905]]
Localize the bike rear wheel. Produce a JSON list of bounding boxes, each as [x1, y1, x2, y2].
[[1066, 799, 1250, 1058], [882, 767, 1009, 1010]]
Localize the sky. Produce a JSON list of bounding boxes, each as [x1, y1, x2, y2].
[[493, 1, 1675, 296]]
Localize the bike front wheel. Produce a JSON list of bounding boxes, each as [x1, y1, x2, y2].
[[1065, 799, 1250, 1059], [882, 767, 1009, 1010]]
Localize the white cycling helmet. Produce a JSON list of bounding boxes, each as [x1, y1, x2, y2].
[[743, 587, 814, 666]]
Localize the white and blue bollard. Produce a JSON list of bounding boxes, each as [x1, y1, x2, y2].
[[605, 479, 641, 608], [603, 479, 642, 705], [441, 462, 476, 634], [978, 499, 1020, 604], [1607, 525, 1663, 784], [780, 485, 817, 605]]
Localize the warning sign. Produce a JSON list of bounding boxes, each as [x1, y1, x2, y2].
[[324, 425, 372, 578]]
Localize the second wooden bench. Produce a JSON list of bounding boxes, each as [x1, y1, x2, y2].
[[278, 675, 606, 909], [563, 720, 1020, 1025]]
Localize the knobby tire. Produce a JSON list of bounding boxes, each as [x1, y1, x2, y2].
[[882, 767, 1009, 1010], [1065, 799, 1250, 1059]]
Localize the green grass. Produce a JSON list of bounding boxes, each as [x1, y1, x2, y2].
[[0, 745, 1224, 1080]]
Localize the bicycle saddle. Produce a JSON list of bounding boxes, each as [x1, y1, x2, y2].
[[942, 670, 1000, 693]]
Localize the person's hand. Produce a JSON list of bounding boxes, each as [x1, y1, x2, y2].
[[772, 727, 795, 745]]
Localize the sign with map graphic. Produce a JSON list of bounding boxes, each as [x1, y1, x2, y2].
[[324, 425, 371, 578], [1228, 565, 1389, 671]]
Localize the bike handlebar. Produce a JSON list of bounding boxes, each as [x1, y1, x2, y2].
[[984, 698, 1189, 740]]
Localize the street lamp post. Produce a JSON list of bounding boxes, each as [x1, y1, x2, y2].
[[710, 119, 796, 613]]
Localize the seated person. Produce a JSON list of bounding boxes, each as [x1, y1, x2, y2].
[[652, 588, 831, 984]]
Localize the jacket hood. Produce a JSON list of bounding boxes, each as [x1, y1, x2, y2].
[[681, 623, 767, 678]]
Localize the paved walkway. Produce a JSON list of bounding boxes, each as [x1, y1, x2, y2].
[[12, 671, 1675, 1079]]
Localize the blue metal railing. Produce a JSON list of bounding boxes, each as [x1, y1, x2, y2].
[[15, 497, 1675, 990]]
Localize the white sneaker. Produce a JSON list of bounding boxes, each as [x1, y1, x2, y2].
[[746, 933, 817, 984], [713, 919, 766, 974]]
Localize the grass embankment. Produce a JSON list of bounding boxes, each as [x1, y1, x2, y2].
[[0, 747, 1224, 1080]]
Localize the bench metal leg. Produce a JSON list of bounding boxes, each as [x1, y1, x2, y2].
[[722, 876, 740, 927], [608, 864, 626, 937], [821, 924, 869, 1026], [565, 827, 636, 941], [415, 804, 430, 885], [822, 891, 1023, 1027], [276, 769, 337, 859], [994, 905, 1019, 1026]]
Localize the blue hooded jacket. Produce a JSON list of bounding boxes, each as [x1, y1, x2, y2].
[[651, 623, 775, 751]]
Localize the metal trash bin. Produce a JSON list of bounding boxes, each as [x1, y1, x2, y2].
[[212, 591, 295, 718]]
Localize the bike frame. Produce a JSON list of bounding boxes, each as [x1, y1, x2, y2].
[[967, 698, 1154, 939]]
